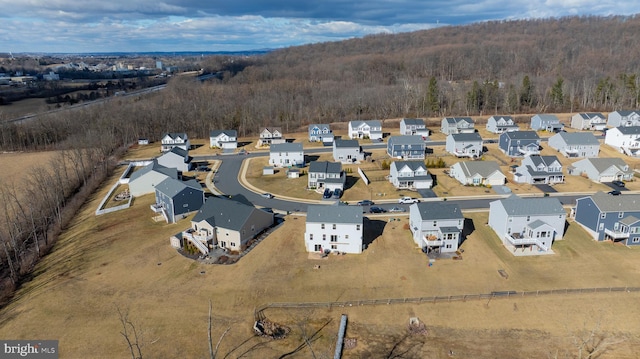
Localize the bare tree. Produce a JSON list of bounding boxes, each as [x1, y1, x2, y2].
[[116, 306, 145, 359]]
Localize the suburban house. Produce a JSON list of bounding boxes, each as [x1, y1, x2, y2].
[[445, 132, 483, 158], [138, 138, 149, 145], [573, 192, 640, 245], [304, 203, 363, 254], [567, 157, 633, 182], [348, 120, 383, 140], [498, 131, 541, 157], [258, 127, 284, 146], [513, 155, 564, 184], [209, 130, 238, 149], [486, 115, 519, 134], [400, 118, 429, 138], [449, 160, 506, 186], [152, 178, 204, 224], [408, 202, 464, 253], [333, 139, 364, 163], [128, 160, 178, 197], [570, 112, 606, 131], [177, 196, 274, 253], [308, 124, 334, 143], [441, 117, 475, 134], [530, 114, 563, 132], [269, 143, 304, 167], [547, 131, 600, 158], [607, 110, 640, 127], [156, 147, 193, 172], [160, 132, 190, 152], [604, 126, 640, 157], [387, 135, 426, 160], [307, 161, 346, 191], [388, 161, 433, 189], [488, 195, 566, 254]]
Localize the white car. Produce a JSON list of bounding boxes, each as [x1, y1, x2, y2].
[[398, 197, 419, 204]]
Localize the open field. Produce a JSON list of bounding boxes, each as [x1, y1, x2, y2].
[[0, 151, 60, 185], [2, 172, 640, 357]]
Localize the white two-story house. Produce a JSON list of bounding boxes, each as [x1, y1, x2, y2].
[[445, 133, 483, 158], [269, 143, 304, 167], [486, 115, 519, 134], [570, 113, 606, 131], [513, 155, 564, 184], [604, 126, 640, 157], [160, 132, 190, 152], [607, 110, 640, 127], [209, 130, 238, 149], [305, 203, 363, 254], [548, 132, 600, 158], [409, 202, 464, 254], [388, 161, 433, 189], [348, 120, 383, 140]]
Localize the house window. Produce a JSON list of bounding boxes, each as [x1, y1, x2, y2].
[[356, 225, 360, 230], [331, 245, 338, 250], [345, 235, 349, 239], [332, 224, 337, 230], [322, 234, 326, 241], [526, 216, 530, 222], [314, 244, 322, 251], [331, 235, 338, 242], [230, 242, 236, 247], [619, 212, 624, 218], [321, 224, 325, 229], [310, 234, 313, 240], [433, 221, 437, 227], [600, 213, 606, 219], [446, 244, 452, 249], [599, 223, 604, 231], [633, 238, 640, 243]]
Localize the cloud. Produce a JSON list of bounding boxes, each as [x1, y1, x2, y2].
[[0, 0, 638, 52]]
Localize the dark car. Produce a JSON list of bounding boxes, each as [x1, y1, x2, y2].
[[322, 188, 333, 199], [608, 190, 622, 196], [332, 188, 343, 199], [357, 200, 374, 206], [369, 206, 387, 213], [612, 180, 625, 187]]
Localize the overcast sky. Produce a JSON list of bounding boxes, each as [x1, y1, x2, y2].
[[1, 1, 639, 53]]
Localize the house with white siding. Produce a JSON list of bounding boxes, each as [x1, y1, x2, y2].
[[332, 139, 364, 163], [607, 110, 640, 127], [129, 160, 178, 196], [269, 143, 304, 167], [570, 113, 606, 131], [604, 126, 640, 157], [388, 161, 433, 189], [567, 158, 633, 183], [408, 202, 464, 253], [498, 131, 541, 157], [156, 147, 193, 172], [400, 118, 429, 138], [449, 161, 505, 186], [488, 195, 566, 254], [209, 130, 238, 149], [305, 203, 364, 254], [160, 132, 190, 152], [548, 132, 600, 158], [486, 115, 519, 134], [258, 127, 284, 146], [348, 120, 383, 140], [513, 155, 564, 184]]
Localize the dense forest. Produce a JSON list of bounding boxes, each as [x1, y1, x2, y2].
[[2, 14, 640, 303]]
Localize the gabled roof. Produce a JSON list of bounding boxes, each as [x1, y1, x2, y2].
[[162, 132, 188, 140], [306, 203, 362, 224], [451, 132, 482, 142], [532, 114, 560, 122], [413, 202, 463, 221], [503, 130, 539, 140], [308, 124, 331, 132], [489, 115, 514, 122], [444, 117, 474, 125], [392, 160, 426, 172], [209, 130, 237, 138], [388, 135, 424, 145], [270, 142, 303, 152], [610, 110, 640, 117], [584, 191, 640, 212], [334, 139, 359, 148], [129, 160, 178, 182], [577, 112, 605, 120], [620, 215, 640, 226], [309, 161, 342, 174], [156, 178, 202, 198], [615, 126, 640, 135], [553, 132, 599, 145], [526, 155, 561, 168], [192, 196, 267, 231], [455, 161, 502, 178], [495, 195, 565, 216], [575, 158, 629, 173], [401, 118, 425, 126], [527, 219, 551, 229], [350, 120, 382, 128]]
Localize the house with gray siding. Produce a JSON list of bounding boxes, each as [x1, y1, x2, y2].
[[548, 131, 600, 158], [332, 139, 364, 163], [441, 117, 475, 134], [387, 135, 425, 159], [486, 115, 519, 133], [269, 143, 304, 167], [308, 161, 345, 191], [153, 178, 204, 224], [498, 131, 541, 157], [400, 118, 429, 138], [513, 155, 564, 184], [308, 124, 334, 143], [530, 114, 563, 132], [449, 160, 505, 186], [177, 196, 274, 253], [607, 110, 640, 127], [156, 147, 193, 172], [567, 158, 633, 183], [160, 132, 190, 152], [570, 113, 606, 131], [445, 132, 483, 158], [488, 195, 566, 254], [573, 192, 640, 246], [408, 202, 464, 253], [388, 161, 433, 189], [129, 160, 178, 196]]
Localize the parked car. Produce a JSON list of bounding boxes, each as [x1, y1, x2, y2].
[[261, 193, 274, 199], [612, 180, 625, 187], [357, 200, 374, 206], [332, 188, 343, 199], [608, 190, 621, 196], [398, 196, 420, 204], [389, 206, 406, 213], [323, 188, 333, 199], [369, 206, 387, 213]]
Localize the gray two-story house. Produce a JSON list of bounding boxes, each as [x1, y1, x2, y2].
[[530, 114, 563, 132], [445, 132, 483, 158], [332, 139, 364, 163], [513, 155, 564, 184], [499, 131, 541, 157], [409, 202, 464, 254], [607, 110, 640, 127], [441, 117, 475, 134], [153, 178, 204, 224], [308, 161, 346, 191], [548, 132, 600, 158], [570, 113, 606, 131], [574, 192, 640, 246], [308, 124, 334, 143], [387, 135, 425, 160], [488, 195, 566, 254], [400, 118, 429, 137]]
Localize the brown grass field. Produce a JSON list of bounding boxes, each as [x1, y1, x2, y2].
[[3, 117, 640, 357]]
